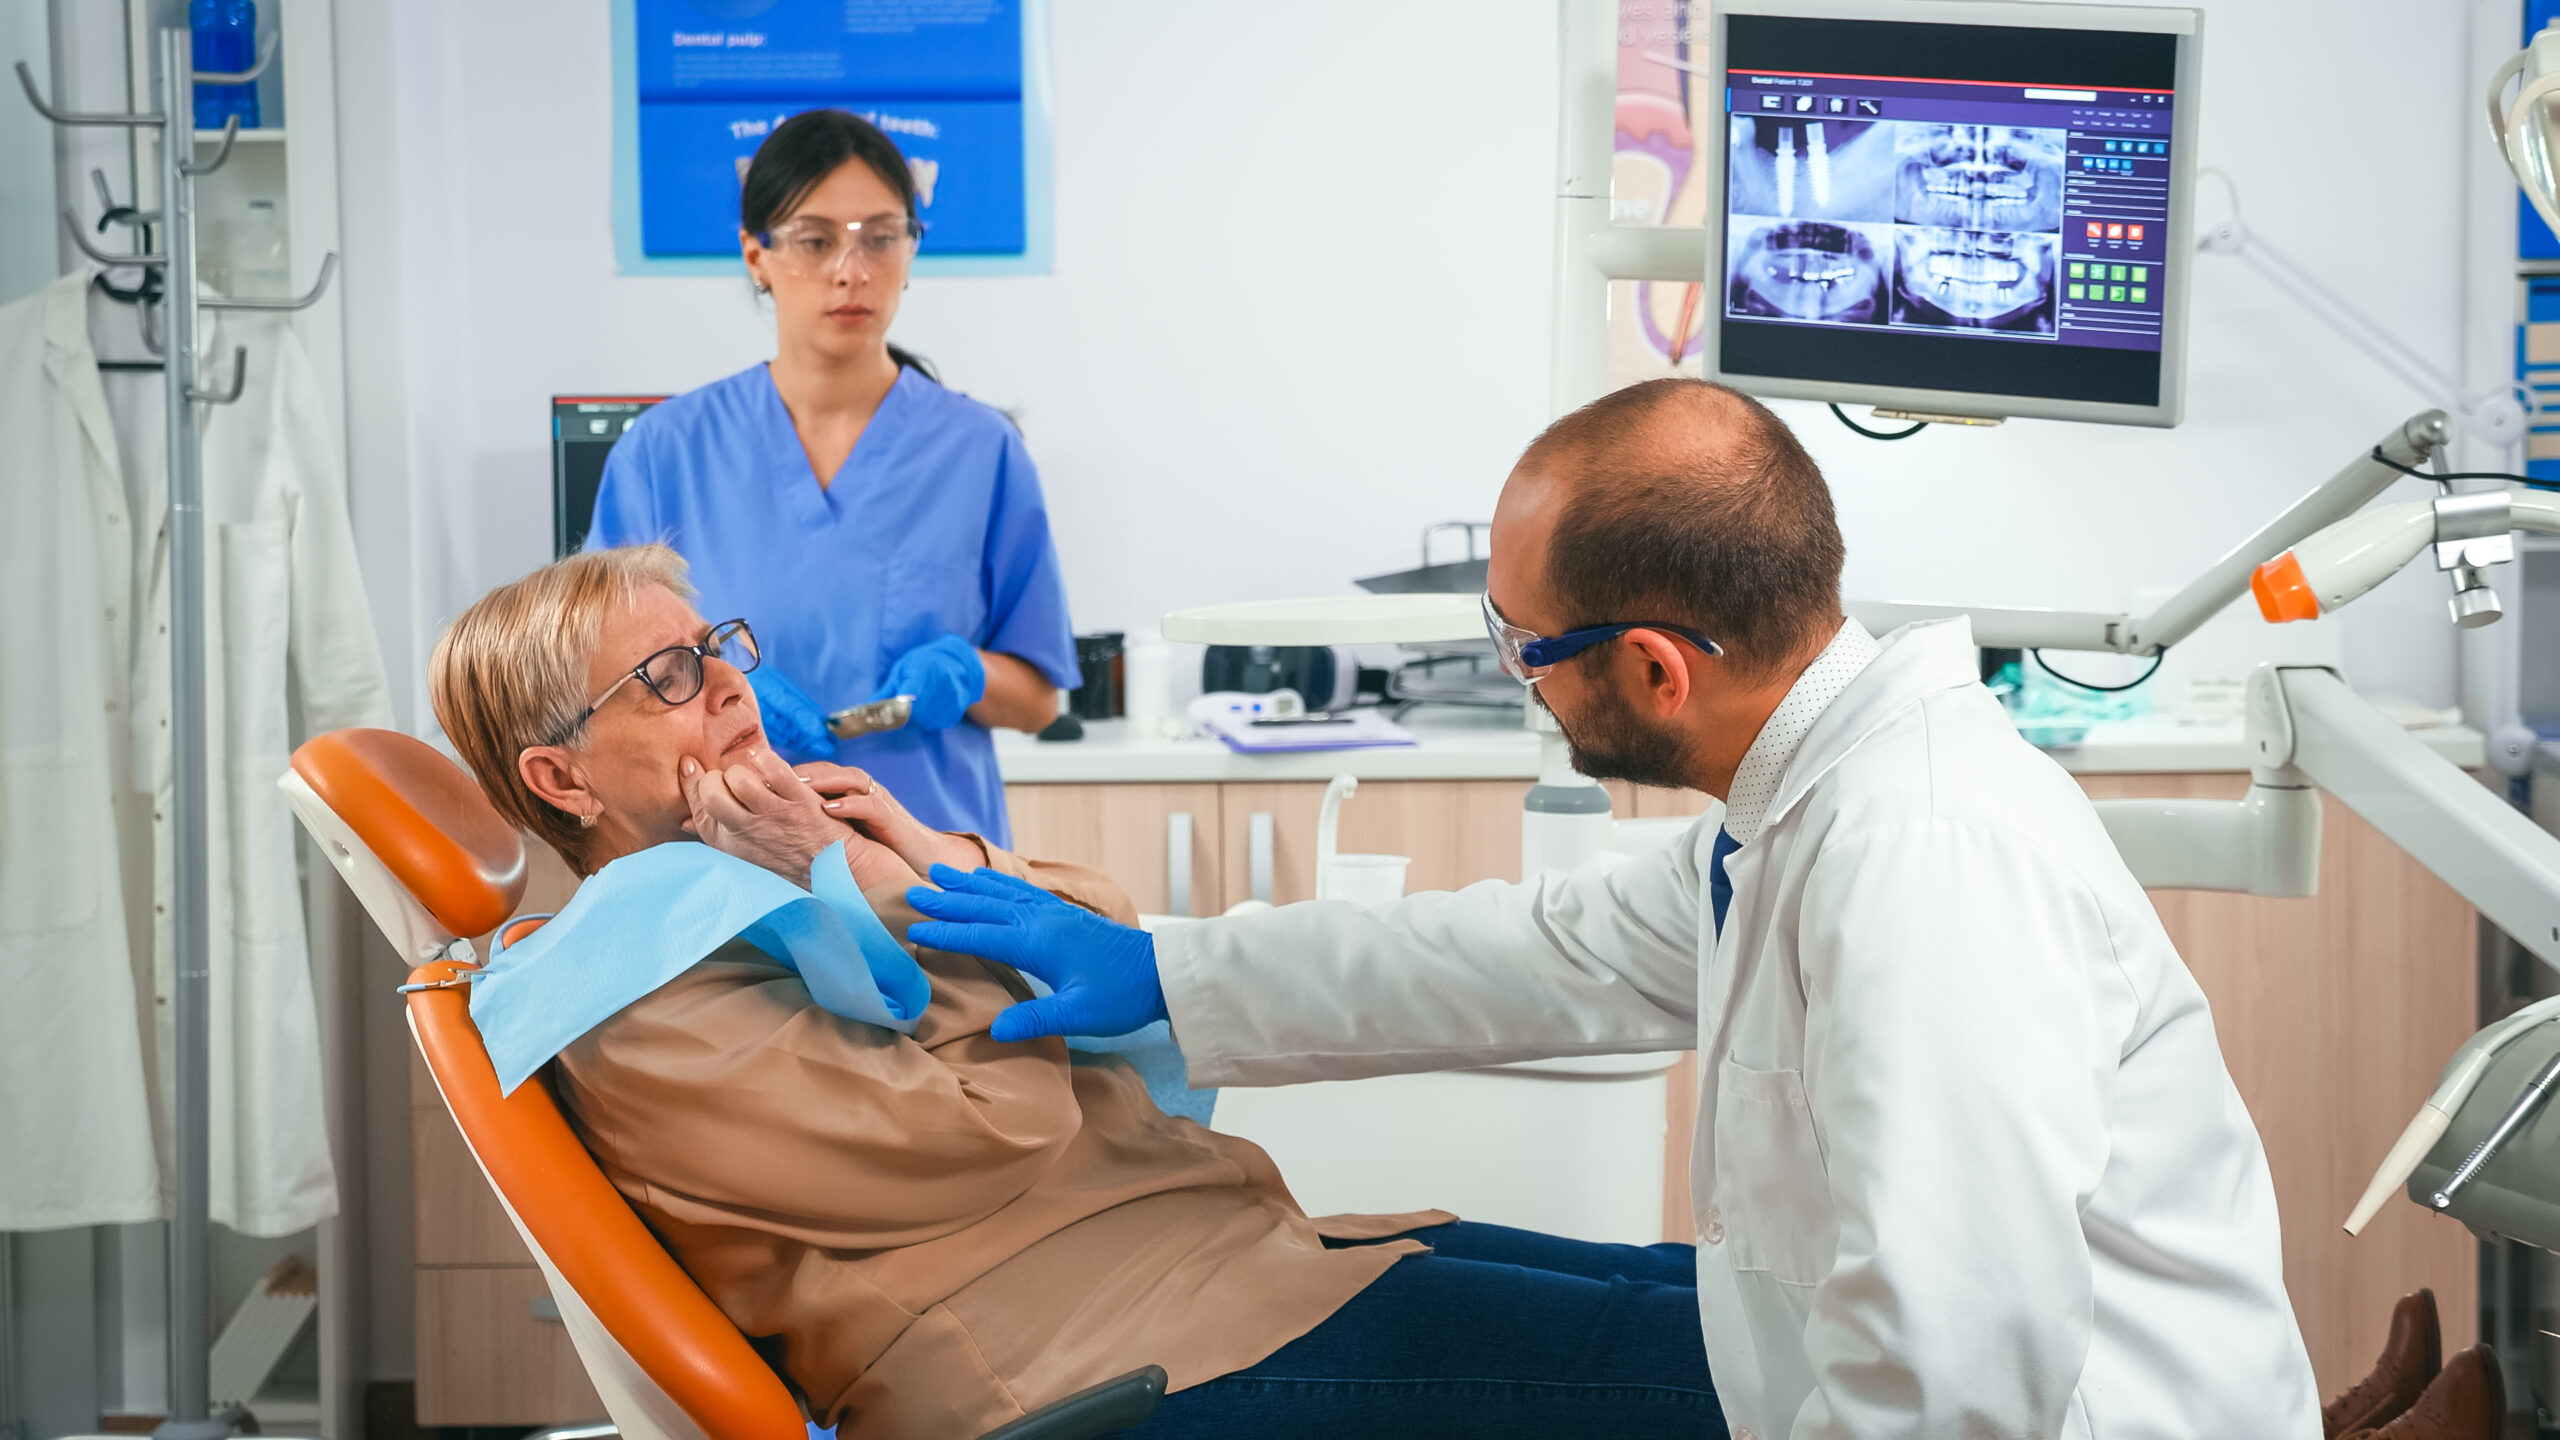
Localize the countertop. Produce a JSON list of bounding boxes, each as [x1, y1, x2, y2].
[[995, 706, 2489, 784]]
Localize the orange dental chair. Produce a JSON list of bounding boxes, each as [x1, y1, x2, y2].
[[280, 728, 1166, 1440]]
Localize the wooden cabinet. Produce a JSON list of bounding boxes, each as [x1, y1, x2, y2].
[[1215, 779, 1549, 905], [1004, 782, 1223, 915], [409, 1052, 605, 1425]]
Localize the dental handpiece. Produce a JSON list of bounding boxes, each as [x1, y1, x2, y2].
[[2431, 1051, 2560, 1211], [826, 694, 915, 739]]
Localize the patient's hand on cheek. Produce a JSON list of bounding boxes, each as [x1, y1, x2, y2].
[[796, 762, 982, 877], [680, 745, 863, 885]]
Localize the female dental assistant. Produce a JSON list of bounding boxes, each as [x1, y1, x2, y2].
[[586, 109, 1075, 847]]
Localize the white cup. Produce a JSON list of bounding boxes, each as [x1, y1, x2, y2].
[[1318, 853, 1410, 906]]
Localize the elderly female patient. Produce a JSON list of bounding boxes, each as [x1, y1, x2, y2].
[[430, 544, 1721, 1440]]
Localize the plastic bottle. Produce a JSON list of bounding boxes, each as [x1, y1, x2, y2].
[[234, 199, 289, 297], [190, 0, 260, 131]]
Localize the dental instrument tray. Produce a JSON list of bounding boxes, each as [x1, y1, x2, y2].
[[826, 694, 914, 739]]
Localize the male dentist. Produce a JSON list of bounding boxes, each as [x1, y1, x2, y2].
[[908, 378, 2320, 1439]]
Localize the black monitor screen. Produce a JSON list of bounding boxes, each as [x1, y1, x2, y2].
[[1719, 13, 2181, 410], [552, 396, 664, 557]]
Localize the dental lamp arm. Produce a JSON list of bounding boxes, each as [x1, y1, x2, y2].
[[1846, 410, 2456, 655], [2254, 486, 2560, 626]]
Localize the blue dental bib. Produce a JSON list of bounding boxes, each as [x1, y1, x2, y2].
[[469, 840, 930, 1094]]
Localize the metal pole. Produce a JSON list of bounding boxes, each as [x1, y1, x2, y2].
[[151, 24, 223, 1440], [1547, 0, 1617, 417]]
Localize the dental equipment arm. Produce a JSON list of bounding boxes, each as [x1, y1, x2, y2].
[[2253, 487, 2560, 629], [1846, 411, 2458, 656], [2238, 473, 2560, 1234]]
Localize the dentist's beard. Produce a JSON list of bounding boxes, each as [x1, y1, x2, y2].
[[1538, 686, 1691, 792]]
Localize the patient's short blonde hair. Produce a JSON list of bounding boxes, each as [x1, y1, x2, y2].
[[431, 544, 694, 869]]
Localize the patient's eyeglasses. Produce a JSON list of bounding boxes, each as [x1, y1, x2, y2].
[[549, 618, 760, 746]]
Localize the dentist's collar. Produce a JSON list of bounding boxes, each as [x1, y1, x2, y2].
[[1720, 617, 1880, 846]]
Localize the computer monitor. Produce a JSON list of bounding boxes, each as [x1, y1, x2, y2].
[[551, 395, 664, 557], [1702, 0, 2199, 427]]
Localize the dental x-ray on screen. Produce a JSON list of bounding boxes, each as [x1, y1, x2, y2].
[[1704, 0, 2199, 427]]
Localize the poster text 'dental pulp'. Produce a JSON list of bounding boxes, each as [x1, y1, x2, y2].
[[633, 0, 1028, 258]]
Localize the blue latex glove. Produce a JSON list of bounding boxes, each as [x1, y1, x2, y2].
[[748, 667, 835, 764], [873, 634, 986, 731], [905, 865, 1167, 1043]]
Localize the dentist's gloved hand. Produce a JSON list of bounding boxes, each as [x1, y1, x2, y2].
[[748, 667, 835, 765], [872, 635, 986, 731], [905, 865, 1166, 1043]]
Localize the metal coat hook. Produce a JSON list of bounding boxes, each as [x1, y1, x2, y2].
[[91, 171, 162, 233], [63, 209, 166, 267], [91, 170, 153, 225], [203, 251, 338, 312], [194, 31, 277, 88], [181, 115, 239, 177], [184, 346, 247, 405], [14, 61, 161, 127]]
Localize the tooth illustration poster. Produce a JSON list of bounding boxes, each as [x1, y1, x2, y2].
[[620, 0, 1049, 273]]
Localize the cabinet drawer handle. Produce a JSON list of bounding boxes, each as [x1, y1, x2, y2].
[[530, 1295, 561, 1323], [1167, 812, 1193, 917], [1249, 812, 1274, 904]]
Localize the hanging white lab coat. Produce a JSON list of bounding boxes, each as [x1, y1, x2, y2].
[[1156, 617, 2320, 1440], [0, 270, 391, 1236]]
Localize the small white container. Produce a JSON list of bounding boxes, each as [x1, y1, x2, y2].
[[1318, 853, 1410, 906], [1124, 632, 1180, 740]]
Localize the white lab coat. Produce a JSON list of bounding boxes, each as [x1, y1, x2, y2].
[[1156, 617, 2319, 1440], [0, 270, 391, 1235]]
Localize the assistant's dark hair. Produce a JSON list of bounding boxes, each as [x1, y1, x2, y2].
[[740, 108, 938, 382], [1524, 379, 1844, 680]]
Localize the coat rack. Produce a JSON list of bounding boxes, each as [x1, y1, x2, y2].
[[15, 23, 334, 1440]]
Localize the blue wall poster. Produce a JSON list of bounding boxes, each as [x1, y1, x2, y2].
[[615, 0, 1052, 276]]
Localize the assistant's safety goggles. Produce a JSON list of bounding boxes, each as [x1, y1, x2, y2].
[[1480, 592, 1721, 684], [549, 618, 760, 746], [754, 214, 926, 277]]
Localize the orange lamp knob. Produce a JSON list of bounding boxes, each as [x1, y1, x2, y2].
[[2251, 552, 2322, 624]]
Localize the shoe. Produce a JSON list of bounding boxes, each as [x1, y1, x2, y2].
[[2325, 1289, 2443, 1438], [2342, 1344, 2505, 1440]]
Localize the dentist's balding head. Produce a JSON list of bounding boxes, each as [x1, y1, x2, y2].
[[1496, 378, 1845, 682]]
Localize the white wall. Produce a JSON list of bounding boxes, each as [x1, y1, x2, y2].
[[356, 0, 2485, 732], [0, 4, 56, 305]]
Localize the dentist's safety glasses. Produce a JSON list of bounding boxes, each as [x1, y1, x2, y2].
[[1480, 592, 1723, 685], [1482, 591, 1548, 684]]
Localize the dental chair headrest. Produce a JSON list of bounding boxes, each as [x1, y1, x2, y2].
[[284, 728, 528, 961]]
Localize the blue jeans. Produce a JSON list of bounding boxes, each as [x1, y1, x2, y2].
[[1118, 1221, 1724, 1438]]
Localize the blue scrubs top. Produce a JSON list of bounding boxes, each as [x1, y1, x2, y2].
[[586, 363, 1077, 846]]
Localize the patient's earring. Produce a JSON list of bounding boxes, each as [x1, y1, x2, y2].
[[577, 808, 599, 829]]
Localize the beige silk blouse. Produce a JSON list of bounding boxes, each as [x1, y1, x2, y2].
[[548, 842, 1446, 1438]]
